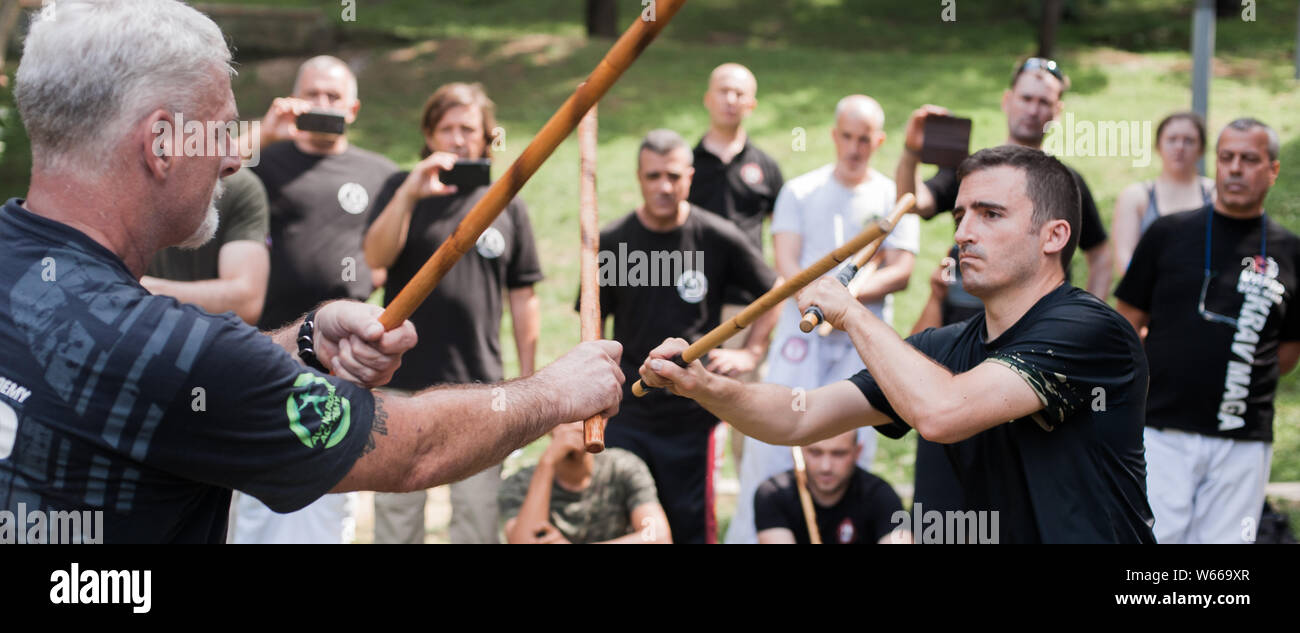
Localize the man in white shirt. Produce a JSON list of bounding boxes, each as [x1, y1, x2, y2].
[[725, 95, 920, 544]]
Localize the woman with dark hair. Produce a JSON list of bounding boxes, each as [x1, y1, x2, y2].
[[363, 83, 544, 544], [1111, 111, 1215, 273]]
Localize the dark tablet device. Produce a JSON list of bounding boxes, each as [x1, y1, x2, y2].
[[920, 115, 972, 168], [443, 159, 491, 191], [296, 110, 347, 135]]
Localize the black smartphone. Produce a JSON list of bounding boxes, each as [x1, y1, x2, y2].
[[920, 115, 972, 168], [296, 110, 347, 135], [443, 159, 491, 191]]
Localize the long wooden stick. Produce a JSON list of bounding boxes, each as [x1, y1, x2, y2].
[[631, 193, 916, 397], [578, 104, 606, 454], [799, 196, 916, 332], [378, 0, 688, 330], [791, 447, 822, 544]]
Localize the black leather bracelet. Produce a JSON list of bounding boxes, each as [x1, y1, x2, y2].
[[297, 309, 329, 373]]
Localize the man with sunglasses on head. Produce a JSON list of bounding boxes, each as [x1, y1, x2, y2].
[[896, 57, 1112, 299], [1117, 118, 1300, 544]]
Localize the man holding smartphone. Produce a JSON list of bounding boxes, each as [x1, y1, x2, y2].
[[363, 82, 543, 544], [896, 57, 1113, 299], [234, 55, 399, 544]]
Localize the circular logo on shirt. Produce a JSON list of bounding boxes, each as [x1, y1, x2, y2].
[[476, 227, 506, 259], [286, 373, 352, 450], [780, 336, 808, 364], [676, 270, 708, 304], [837, 518, 856, 544], [337, 182, 369, 215], [740, 162, 764, 187]]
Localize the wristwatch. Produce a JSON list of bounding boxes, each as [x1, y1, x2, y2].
[[297, 309, 330, 373]]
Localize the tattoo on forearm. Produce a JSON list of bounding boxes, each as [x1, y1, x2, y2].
[[363, 394, 390, 456]]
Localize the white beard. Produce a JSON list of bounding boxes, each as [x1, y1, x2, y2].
[[178, 178, 223, 250]]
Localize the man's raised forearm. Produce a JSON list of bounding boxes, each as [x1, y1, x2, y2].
[[505, 459, 557, 543]]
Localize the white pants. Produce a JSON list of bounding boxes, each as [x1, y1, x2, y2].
[[231, 492, 356, 544], [1144, 427, 1272, 544], [725, 327, 876, 545]]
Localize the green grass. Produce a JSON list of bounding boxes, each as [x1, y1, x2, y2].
[[3, 0, 1299, 539]]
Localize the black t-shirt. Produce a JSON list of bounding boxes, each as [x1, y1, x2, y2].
[[754, 467, 903, 544], [925, 163, 1107, 252], [915, 246, 982, 515], [1116, 205, 1300, 441], [850, 284, 1155, 543], [252, 142, 397, 329], [594, 207, 777, 426], [687, 138, 784, 253], [367, 176, 543, 389], [0, 199, 374, 543]]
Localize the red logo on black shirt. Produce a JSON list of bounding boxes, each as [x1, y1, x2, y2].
[[740, 163, 764, 187], [837, 518, 856, 544]]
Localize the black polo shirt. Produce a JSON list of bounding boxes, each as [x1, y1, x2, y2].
[[688, 138, 784, 254]]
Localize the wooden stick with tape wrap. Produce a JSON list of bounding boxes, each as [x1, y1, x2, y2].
[[377, 0, 689, 331], [578, 104, 606, 453], [799, 194, 916, 332], [631, 192, 917, 397]]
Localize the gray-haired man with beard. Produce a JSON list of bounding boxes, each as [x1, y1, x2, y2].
[[0, 0, 623, 544]]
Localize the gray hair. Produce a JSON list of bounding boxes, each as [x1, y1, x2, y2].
[[1223, 118, 1280, 162], [15, 0, 234, 173], [294, 55, 358, 102], [637, 128, 692, 167]]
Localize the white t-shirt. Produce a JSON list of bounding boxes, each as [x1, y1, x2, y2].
[[770, 164, 920, 328]]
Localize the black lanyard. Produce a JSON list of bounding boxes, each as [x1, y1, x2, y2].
[[1204, 208, 1267, 277]]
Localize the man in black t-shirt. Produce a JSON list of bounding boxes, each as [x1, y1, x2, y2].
[[755, 431, 906, 544], [596, 129, 779, 543], [895, 58, 1113, 299], [641, 145, 1155, 543], [1117, 119, 1300, 544], [688, 63, 784, 255], [240, 55, 400, 543], [364, 83, 543, 544], [251, 56, 398, 331], [2, 0, 625, 543]]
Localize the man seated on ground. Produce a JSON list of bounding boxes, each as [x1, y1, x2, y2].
[[755, 430, 908, 544], [499, 421, 672, 544]]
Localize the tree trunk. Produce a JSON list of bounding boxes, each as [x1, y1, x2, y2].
[[586, 0, 618, 39], [1036, 0, 1063, 58]]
